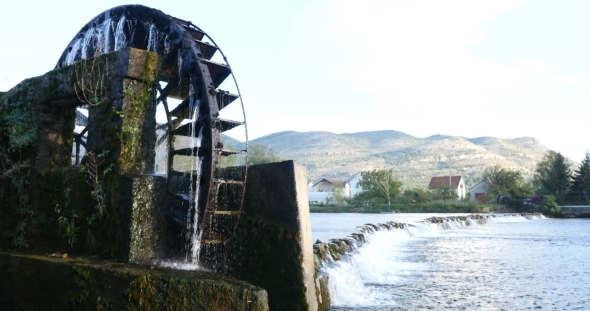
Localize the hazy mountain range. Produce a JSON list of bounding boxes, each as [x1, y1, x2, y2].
[[225, 130, 572, 189]]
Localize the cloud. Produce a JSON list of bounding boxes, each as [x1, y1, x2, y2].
[[546, 75, 577, 84], [515, 60, 553, 74], [288, 0, 534, 119]]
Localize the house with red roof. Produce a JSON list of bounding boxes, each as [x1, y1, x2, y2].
[[428, 175, 466, 200]]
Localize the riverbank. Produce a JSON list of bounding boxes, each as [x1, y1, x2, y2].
[[309, 202, 500, 214]]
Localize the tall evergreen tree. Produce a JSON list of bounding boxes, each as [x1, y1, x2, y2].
[[534, 151, 572, 203], [571, 151, 590, 202]]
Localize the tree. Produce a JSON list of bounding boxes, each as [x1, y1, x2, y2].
[[402, 187, 432, 204], [433, 184, 457, 204], [541, 195, 561, 217], [248, 144, 282, 165], [571, 151, 590, 203], [482, 165, 532, 201], [328, 184, 345, 206], [358, 168, 403, 207], [533, 151, 572, 203]]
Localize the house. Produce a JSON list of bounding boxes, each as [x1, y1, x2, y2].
[[470, 181, 491, 202], [428, 175, 466, 200], [308, 178, 350, 205], [348, 174, 363, 198]]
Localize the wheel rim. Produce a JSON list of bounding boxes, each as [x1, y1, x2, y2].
[[56, 5, 248, 265]]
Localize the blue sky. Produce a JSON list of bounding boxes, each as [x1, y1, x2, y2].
[[1, 0, 588, 162]]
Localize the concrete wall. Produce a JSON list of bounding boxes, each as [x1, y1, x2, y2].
[[560, 206, 590, 218], [224, 161, 327, 311], [0, 252, 269, 311], [308, 191, 332, 205]]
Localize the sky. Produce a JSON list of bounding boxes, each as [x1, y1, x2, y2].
[[1, 0, 589, 161]]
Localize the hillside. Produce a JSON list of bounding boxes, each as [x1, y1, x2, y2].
[[237, 130, 563, 189]]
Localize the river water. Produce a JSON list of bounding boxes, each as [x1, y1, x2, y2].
[[311, 213, 590, 310]]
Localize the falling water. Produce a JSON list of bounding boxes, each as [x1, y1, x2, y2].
[[185, 76, 203, 265], [98, 19, 113, 54], [315, 214, 559, 310], [114, 16, 127, 51], [80, 28, 96, 59], [58, 12, 220, 269], [147, 23, 158, 52], [60, 15, 145, 67], [65, 38, 82, 66]]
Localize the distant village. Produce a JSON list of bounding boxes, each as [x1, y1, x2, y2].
[[308, 174, 473, 205], [308, 148, 589, 210]]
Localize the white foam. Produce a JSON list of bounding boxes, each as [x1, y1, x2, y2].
[[322, 213, 544, 308]]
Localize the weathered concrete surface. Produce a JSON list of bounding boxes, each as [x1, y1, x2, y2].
[[560, 206, 590, 217], [0, 48, 161, 258], [118, 175, 167, 264], [224, 161, 325, 311], [0, 252, 269, 311]]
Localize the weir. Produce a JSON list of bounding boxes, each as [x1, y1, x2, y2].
[[314, 213, 543, 267], [313, 213, 544, 306], [0, 5, 325, 311]]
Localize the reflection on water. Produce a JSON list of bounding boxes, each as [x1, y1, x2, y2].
[[311, 214, 590, 310]]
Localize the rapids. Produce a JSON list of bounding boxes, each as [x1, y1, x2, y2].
[[311, 213, 590, 310]]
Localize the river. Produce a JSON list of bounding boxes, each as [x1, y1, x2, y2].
[[310, 213, 590, 310]]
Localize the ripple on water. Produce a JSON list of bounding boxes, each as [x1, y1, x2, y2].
[[317, 216, 590, 310]]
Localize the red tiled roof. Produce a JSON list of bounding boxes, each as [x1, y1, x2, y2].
[[428, 176, 462, 189]]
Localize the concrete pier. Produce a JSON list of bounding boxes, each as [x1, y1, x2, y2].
[[560, 206, 590, 217], [223, 161, 327, 311]]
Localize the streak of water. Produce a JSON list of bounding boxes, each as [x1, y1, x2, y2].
[[185, 76, 203, 266], [114, 16, 127, 51]]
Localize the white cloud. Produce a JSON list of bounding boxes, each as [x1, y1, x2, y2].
[[515, 60, 553, 74], [546, 75, 577, 84], [288, 0, 535, 122]]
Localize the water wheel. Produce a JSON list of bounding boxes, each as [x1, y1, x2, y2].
[[55, 5, 248, 264]]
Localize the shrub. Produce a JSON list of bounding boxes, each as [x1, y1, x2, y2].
[[541, 195, 561, 217]]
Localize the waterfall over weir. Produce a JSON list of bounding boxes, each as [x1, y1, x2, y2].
[[313, 213, 545, 309]]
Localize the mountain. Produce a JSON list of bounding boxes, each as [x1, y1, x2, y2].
[[240, 130, 563, 189]]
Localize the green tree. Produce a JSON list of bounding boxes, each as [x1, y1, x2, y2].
[[328, 184, 345, 206], [541, 195, 561, 217], [248, 144, 282, 165], [402, 187, 432, 204], [571, 151, 590, 203], [432, 183, 457, 204], [533, 151, 572, 203], [482, 165, 532, 201], [358, 168, 403, 207]]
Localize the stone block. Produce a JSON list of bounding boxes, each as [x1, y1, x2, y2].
[[0, 252, 269, 311], [118, 174, 167, 264], [224, 160, 321, 311]]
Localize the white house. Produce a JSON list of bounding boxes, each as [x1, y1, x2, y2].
[[428, 175, 466, 200], [470, 181, 491, 202], [308, 178, 350, 205], [348, 174, 363, 198]]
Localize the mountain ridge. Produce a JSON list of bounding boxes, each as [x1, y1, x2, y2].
[[225, 130, 570, 189]]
